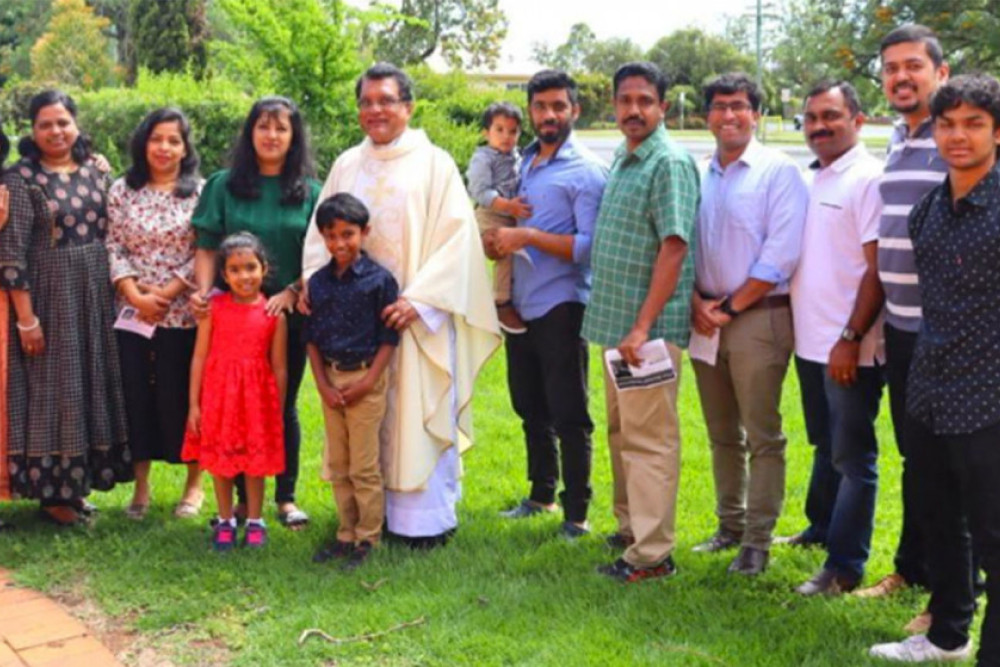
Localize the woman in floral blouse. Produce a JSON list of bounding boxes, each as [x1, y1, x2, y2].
[[106, 108, 204, 520], [2, 90, 131, 526]]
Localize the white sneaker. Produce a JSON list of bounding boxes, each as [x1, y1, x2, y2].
[[869, 635, 972, 662]]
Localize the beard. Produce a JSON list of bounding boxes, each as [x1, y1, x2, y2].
[[890, 100, 921, 114], [535, 120, 572, 145]]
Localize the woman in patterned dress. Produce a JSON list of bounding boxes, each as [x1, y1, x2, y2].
[[106, 108, 203, 520], [1, 90, 131, 526], [0, 124, 15, 530]]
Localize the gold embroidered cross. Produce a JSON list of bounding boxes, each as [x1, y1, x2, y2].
[[365, 175, 397, 208]]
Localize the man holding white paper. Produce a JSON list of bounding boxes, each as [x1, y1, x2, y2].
[[582, 61, 699, 583], [690, 73, 808, 576]]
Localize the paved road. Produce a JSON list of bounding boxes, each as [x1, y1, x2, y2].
[[580, 132, 887, 169]]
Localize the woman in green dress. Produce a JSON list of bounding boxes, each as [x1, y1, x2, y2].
[[190, 96, 320, 529]]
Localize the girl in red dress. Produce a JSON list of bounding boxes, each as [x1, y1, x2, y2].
[[183, 233, 287, 550]]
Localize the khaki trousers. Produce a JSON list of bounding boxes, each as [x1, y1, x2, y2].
[[320, 366, 388, 544], [475, 207, 516, 304], [691, 306, 793, 550], [604, 343, 683, 568]]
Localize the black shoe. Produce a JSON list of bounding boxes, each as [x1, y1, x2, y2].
[[313, 539, 354, 563], [691, 532, 741, 553], [597, 556, 677, 584], [795, 568, 859, 596], [343, 541, 373, 570], [499, 499, 557, 519], [774, 531, 824, 549], [727, 546, 769, 575], [605, 532, 635, 550], [559, 521, 590, 540]]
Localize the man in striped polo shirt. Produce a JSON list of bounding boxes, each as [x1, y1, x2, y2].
[[855, 25, 948, 629]]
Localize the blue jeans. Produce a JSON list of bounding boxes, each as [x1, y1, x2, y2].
[[795, 356, 883, 580]]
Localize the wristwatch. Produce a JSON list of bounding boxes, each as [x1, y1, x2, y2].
[[840, 327, 861, 343], [719, 296, 741, 318]]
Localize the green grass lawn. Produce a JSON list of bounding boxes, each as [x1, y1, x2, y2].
[[0, 350, 977, 665]]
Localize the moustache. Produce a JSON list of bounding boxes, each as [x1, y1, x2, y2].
[[809, 130, 834, 140], [893, 82, 916, 94], [624, 116, 645, 125]]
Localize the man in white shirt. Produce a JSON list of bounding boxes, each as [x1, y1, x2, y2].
[[785, 80, 885, 595]]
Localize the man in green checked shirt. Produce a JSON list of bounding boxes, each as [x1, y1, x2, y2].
[[582, 61, 700, 584]]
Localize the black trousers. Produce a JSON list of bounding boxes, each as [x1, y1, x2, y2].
[[237, 322, 308, 504], [884, 323, 929, 586], [908, 418, 1000, 665], [505, 302, 593, 523]]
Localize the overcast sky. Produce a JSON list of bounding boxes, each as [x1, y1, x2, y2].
[[498, 0, 751, 71]]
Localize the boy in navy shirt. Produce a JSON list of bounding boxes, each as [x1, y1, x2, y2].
[[304, 193, 399, 569]]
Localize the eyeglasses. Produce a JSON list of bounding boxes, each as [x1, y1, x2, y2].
[[709, 101, 753, 114], [358, 97, 405, 111]]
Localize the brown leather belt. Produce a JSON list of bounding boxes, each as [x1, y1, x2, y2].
[[325, 357, 374, 372]]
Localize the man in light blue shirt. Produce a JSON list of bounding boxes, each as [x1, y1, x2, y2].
[[489, 69, 607, 538], [689, 73, 808, 576]]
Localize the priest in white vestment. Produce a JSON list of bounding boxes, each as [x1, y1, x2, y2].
[[302, 63, 501, 545]]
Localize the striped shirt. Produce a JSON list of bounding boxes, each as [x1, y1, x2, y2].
[[877, 117, 948, 332]]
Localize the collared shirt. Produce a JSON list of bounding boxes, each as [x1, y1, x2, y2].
[[581, 125, 700, 348], [790, 143, 884, 366], [695, 139, 808, 297], [303, 252, 400, 364], [466, 145, 521, 208], [878, 117, 948, 332], [512, 132, 607, 320], [907, 167, 1000, 435]]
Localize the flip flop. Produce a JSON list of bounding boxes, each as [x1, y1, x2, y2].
[[173, 494, 204, 519], [277, 508, 309, 530], [124, 503, 149, 521]]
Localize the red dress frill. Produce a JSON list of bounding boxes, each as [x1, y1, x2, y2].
[[181, 293, 284, 478]]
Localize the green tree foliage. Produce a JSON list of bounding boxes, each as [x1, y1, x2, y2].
[[211, 0, 363, 167], [367, 0, 508, 70], [129, 0, 208, 79], [645, 28, 755, 90], [30, 0, 118, 90], [771, 0, 1000, 115], [574, 72, 613, 128], [0, 0, 51, 86], [531, 23, 597, 72], [582, 38, 643, 76]]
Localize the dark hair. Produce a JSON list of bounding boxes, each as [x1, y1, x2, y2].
[[805, 79, 863, 116], [0, 126, 9, 170], [315, 192, 370, 231], [226, 96, 315, 206], [613, 61, 668, 101], [930, 73, 1000, 129], [526, 69, 579, 105], [125, 107, 200, 198], [17, 90, 93, 164], [703, 73, 763, 112], [215, 232, 269, 290], [880, 24, 944, 68], [481, 102, 523, 130], [355, 62, 414, 102]]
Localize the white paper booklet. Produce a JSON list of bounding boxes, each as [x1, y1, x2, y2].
[[603, 338, 676, 391], [113, 306, 157, 339]]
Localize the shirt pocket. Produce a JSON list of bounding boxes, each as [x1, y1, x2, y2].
[[723, 190, 766, 241]]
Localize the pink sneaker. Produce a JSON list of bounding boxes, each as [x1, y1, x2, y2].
[[243, 523, 268, 549], [212, 522, 237, 552]]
